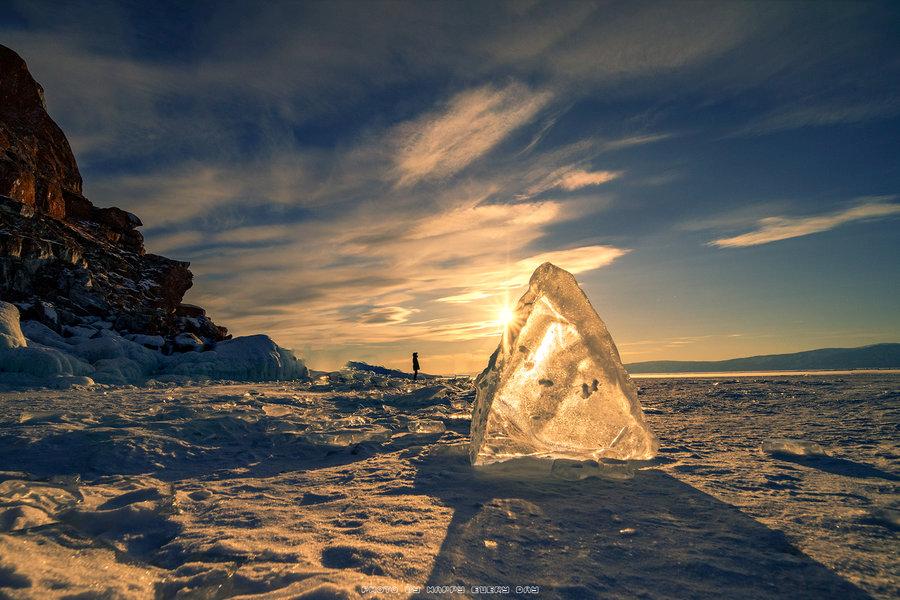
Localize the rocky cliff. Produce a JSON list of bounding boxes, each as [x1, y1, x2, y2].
[[0, 44, 228, 352]]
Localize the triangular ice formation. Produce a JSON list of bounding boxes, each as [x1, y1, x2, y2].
[[470, 262, 659, 466]]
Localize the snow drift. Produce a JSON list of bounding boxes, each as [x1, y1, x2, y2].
[[0, 302, 308, 386], [470, 262, 658, 465]]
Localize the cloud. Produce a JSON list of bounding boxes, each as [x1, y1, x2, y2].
[[147, 230, 205, 254], [484, 1, 767, 83], [176, 191, 628, 356], [345, 306, 418, 325], [515, 245, 628, 277], [392, 83, 551, 187], [436, 291, 491, 304], [87, 152, 330, 226], [556, 169, 620, 191], [600, 133, 672, 151], [146, 223, 297, 256], [734, 98, 900, 136], [517, 160, 622, 199], [710, 199, 900, 248], [436, 244, 629, 305]]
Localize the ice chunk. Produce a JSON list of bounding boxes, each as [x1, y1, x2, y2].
[[407, 419, 446, 433], [304, 426, 391, 446], [0, 340, 93, 381], [0, 302, 27, 349], [66, 336, 161, 384], [21, 320, 68, 350], [63, 325, 98, 339], [761, 438, 828, 457], [125, 333, 165, 350], [174, 332, 204, 351], [470, 263, 658, 466], [262, 404, 292, 417], [0, 345, 90, 375]]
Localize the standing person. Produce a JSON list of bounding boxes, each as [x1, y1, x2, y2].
[[412, 352, 420, 381]]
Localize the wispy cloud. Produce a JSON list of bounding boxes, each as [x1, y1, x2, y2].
[[710, 199, 900, 248], [557, 169, 620, 191], [178, 192, 628, 355], [392, 83, 551, 187], [436, 245, 628, 305], [518, 161, 622, 199], [436, 291, 491, 304], [344, 306, 418, 325], [600, 133, 672, 152], [488, 1, 768, 82], [734, 98, 900, 136]]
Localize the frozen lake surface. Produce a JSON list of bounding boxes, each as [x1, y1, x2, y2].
[[0, 373, 896, 598]]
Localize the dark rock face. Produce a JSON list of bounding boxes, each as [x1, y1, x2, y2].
[[0, 44, 228, 348], [0, 44, 82, 219]]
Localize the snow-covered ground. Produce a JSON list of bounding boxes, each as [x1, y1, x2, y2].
[[0, 372, 896, 598]]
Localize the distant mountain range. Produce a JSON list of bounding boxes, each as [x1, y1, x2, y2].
[[625, 343, 900, 374]]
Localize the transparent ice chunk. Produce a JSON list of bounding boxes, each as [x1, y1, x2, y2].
[[470, 263, 659, 466]]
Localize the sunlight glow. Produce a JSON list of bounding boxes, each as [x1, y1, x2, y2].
[[498, 305, 515, 329]]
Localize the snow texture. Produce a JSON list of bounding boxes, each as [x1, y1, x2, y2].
[[0, 302, 308, 386], [0, 373, 894, 598], [470, 263, 658, 465]]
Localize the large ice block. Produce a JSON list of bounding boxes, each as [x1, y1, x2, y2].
[[470, 263, 659, 465]]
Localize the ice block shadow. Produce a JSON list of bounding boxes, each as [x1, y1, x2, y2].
[[409, 449, 873, 599], [768, 454, 899, 481]]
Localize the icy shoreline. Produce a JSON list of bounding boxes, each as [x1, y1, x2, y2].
[[1, 301, 308, 387]]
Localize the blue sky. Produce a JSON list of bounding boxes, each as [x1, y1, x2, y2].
[[2, 0, 898, 373]]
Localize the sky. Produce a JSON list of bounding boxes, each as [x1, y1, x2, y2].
[[2, 0, 899, 374]]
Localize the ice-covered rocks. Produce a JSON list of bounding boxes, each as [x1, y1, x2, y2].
[[0, 301, 26, 349], [1, 302, 308, 386], [0, 303, 94, 385], [158, 334, 309, 382], [174, 332, 204, 352], [470, 263, 658, 466]]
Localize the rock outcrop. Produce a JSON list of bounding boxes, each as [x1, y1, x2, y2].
[[0, 44, 82, 220], [0, 44, 228, 352]]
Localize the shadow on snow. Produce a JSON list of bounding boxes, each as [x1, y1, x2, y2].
[[769, 453, 899, 481], [406, 449, 873, 599]]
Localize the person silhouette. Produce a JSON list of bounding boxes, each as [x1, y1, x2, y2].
[[412, 352, 420, 381]]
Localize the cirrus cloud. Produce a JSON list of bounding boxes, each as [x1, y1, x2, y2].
[[710, 199, 900, 248], [392, 82, 552, 187]]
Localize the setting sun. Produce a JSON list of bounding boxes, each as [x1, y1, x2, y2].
[[498, 305, 515, 329]]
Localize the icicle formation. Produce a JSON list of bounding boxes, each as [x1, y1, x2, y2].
[[470, 262, 658, 466]]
